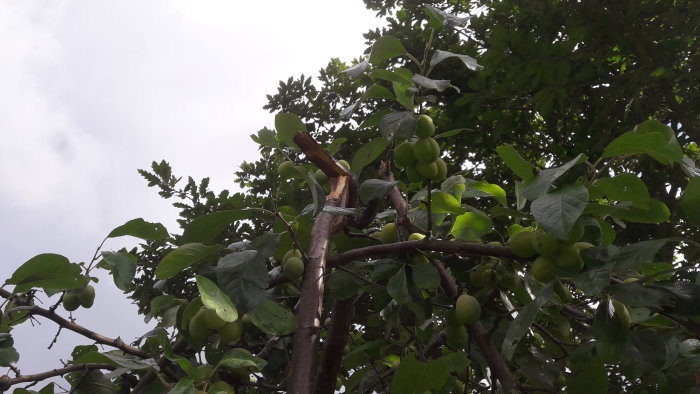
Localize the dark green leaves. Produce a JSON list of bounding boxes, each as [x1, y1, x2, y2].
[[531, 185, 589, 239], [107, 218, 168, 241], [680, 176, 700, 228], [217, 348, 267, 371], [495, 144, 534, 180], [99, 251, 137, 291], [430, 49, 482, 71], [369, 36, 406, 65], [390, 354, 449, 394], [351, 138, 388, 175], [6, 254, 86, 293], [502, 282, 554, 360], [602, 120, 683, 165], [274, 113, 306, 148], [181, 210, 252, 245], [613, 239, 669, 273], [380, 111, 418, 141], [196, 275, 237, 323], [155, 243, 224, 280], [358, 179, 397, 204], [566, 360, 608, 394], [521, 154, 585, 200], [595, 173, 651, 209], [247, 299, 296, 336], [0, 333, 18, 367], [412, 74, 459, 93], [216, 250, 268, 314]]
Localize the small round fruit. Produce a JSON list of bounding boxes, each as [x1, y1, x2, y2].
[[0, 375, 10, 391], [283, 256, 305, 281], [469, 264, 494, 287], [337, 160, 350, 171], [532, 232, 559, 255], [612, 299, 631, 330], [531, 255, 557, 282], [555, 245, 584, 270], [314, 169, 329, 185], [379, 223, 398, 244], [410, 254, 429, 264], [566, 221, 585, 242], [412, 138, 440, 163], [189, 311, 212, 341], [415, 161, 438, 179], [218, 320, 244, 342], [62, 292, 80, 312], [509, 231, 537, 258], [455, 294, 481, 325], [209, 381, 235, 394], [394, 141, 417, 168], [408, 233, 425, 241], [78, 285, 95, 308], [201, 308, 226, 330], [405, 164, 423, 183], [283, 249, 302, 263], [415, 114, 435, 138], [277, 161, 297, 179], [432, 157, 447, 183]]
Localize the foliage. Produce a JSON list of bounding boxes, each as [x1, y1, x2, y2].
[[1, 2, 700, 394]]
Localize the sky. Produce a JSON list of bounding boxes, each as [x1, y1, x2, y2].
[[0, 0, 381, 382]]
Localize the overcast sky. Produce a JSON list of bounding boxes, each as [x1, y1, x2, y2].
[[0, 0, 380, 380]]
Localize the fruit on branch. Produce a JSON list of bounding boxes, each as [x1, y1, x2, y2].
[[445, 311, 469, 349], [566, 220, 585, 242], [433, 157, 447, 183], [201, 308, 227, 330], [410, 254, 429, 264], [531, 255, 557, 282], [78, 285, 95, 308], [408, 232, 425, 241], [314, 169, 329, 185], [469, 264, 494, 287], [394, 141, 417, 168], [415, 115, 436, 138], [277, 161, 298, 179], [283, 256, 305, 281], [416, 161, 439, 179], [555, 245, 584, 270], [375, 223, 399, 244], [508, 231, 537, 258], [455, 294, 481, 325], [209, 381, 235, 394], [62, 292, 80, 312], [189, 309, 212, 341], [612, 299, 631, 330], [283, 249, 302, 262], [413, 138, 440, 163], [0, 375, 10, 391], [532, 232, 559, 255], [337, 160, 350, 171], [405, 164, 424, 183], [218, 319, 244, 342]]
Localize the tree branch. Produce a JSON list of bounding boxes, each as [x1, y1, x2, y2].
[[7, 363, 116, 387], [315, 298, 355, 394]]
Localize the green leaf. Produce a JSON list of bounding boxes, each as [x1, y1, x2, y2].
[[412, 74, 459, 93], [169, 378, 195, 394], [502, 282, 554, 360], [6, 254, 86, 293], [351, 138, 388, 175], [380, 111, 418, 141], [250, 127, 278, 148], [595, 173, 651, 209], [217, 348, 267, 371], [196, 275, 238, 323], [0, 346, 19, 367], [521, 154, 585, 200], [155, 243, 224, 280], [423, 6, 470, 29], [363, 84, 394, 100], [387, 267, 410, 303], [412, 264, 440, 290], [72, 350, 152, 370], [370, 69, 412, 84], [613, 239, 669, 273], [530, 185, 589, 239], [429, 192, 466, 214], [495, 144, 534, 180], [248, 299, 296, 336], [393, 79, 415, 110], [610, 282, 675, 308], [358, 179, 397, 204], [602, 120, 683, 165], [430, 49, 482, 71], [680, 176, 700, 228], [572, 262, 614, 295], [181, 210, 253, 245], [566, 360, 608, 394], [390, 354, 449, 394], [369, 36, 406, 65], [451, 212, 492, 241], [72, 371, 115, 394], [466, 180, 507, 206], [328, 270, 365, 300], [217, 250, 268, 314], [274, 112, 306, 148], [107, 218, 168, 241], [342, 59, 369, 79], [616, 199, 670, 223], [99, 251, 136, 291], [359, 109, 393, 129]]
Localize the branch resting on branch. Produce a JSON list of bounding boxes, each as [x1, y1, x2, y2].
[[5, 363, 116, 387]]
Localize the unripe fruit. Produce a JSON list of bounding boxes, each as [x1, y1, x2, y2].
[[469, 264, 494, 287], [532, 232, 559, 255], [337, 160, 350, 171], [574, 242, 595, 251], [314, 169, 328, 185], [201, 308, 226, 330], [405, 164, 423, 183], [189, 310, 212, 341], [379, 223, 398, 244], [432, 157, 447, 183], [62, 292, 80, 311], [277, 161, 297, 179], [612, 299, 631, 330], [446, 311, 469, 349], [218, 320, 244, 342], [209, 381, 235, 394], [394, 141, 417, 168], [531, 255, 557, 282], [283, 249, 302, 263], [0, 375, 10, 391], [415, 161, 438, 179], [566, 221, 585, 242], [509, 231, 537, 258], [455, 294, 481, 325], [412, 138, 440, 163], [623, 277, 638, 283], [555, 245, 584, 270], [415, 115, 435, 138], [78, 285, 95, 308], [408, 233, 425, 241], [283, 256, 304, 281], [410, 254, 429, 264]]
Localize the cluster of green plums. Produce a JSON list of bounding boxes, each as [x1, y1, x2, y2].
[[508, 224, 594, 282], [62, 285, 95, 312], [188, 307, 244, 344], [281, 249, 304, 281], [394, 115, 447, 183]]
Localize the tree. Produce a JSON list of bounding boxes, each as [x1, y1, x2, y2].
[[2, 4, 700, 394]]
